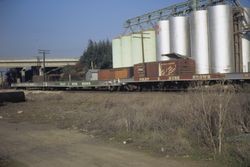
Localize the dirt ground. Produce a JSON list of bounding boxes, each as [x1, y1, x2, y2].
[[0, 91, 222, 167]]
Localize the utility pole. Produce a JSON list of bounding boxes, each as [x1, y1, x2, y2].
[[140, 31, 145, 64], [38, 49, 50, 82], [133, 32, 150, 77]]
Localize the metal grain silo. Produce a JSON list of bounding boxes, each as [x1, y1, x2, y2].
[[169, 16, 191, 57], [131, 32, 143, 65], [112, 38, 122, 68], [242, 34, 250, 72], [208, 4, 234, 73], [156, 20, 171, 61], [242, 8, 250, 72], [190, 10, 210, 74], [121, 35, 133, 67], [143, 29, 157, 63]]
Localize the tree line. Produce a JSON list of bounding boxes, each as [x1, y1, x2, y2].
[[79, 39, 112, 72]]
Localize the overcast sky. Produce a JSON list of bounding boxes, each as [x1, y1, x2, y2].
[[0, 0, 249, 60]]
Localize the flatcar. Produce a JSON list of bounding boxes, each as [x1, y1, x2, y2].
[[11, 57, 250, 91]]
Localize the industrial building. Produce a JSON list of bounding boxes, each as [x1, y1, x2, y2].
[[112, 0, 250, 74]]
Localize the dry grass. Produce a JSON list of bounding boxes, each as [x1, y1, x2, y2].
[[0, 89, 249, 165]]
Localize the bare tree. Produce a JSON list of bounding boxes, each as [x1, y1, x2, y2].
[[189, 81, 235, 156]]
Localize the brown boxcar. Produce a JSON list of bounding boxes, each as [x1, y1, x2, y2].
[[134, 62, 159, 80], [134, 63, 146, 80], [159, 59, 195, 77], [98, 69, 114, 81], [98, 67, 134, 81], [113, 67, 134, 80], [177, 59, 196, 75], [146, 62, 159, 77], [135, 58, 195, 81]]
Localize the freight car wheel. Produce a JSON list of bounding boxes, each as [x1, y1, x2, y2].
[[109, 86, 117, 92], [136, 85, 140, 91], [158, 82, 165, 91], [116, 86, 121, 91], [123, 84, 134, 92]]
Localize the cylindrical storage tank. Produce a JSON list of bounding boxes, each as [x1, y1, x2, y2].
[[190, 10, 210, 74], [208, 4, 234, 73], [169, 16, 191, 57], [121, 35, 133, 67], [242, 8, 250, 72], [156, 20, 171, 61], [143, 29, 157, 63], [131, 32, 143, 65], [242, 34, 250, 72], [112, 38, 122, 68]]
